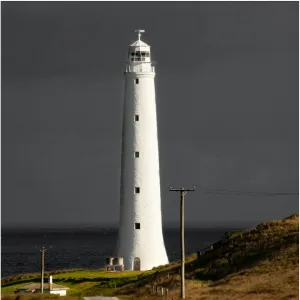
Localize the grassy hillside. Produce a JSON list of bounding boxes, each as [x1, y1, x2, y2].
[[2, 215, 298, 300], [114, 214, 299, 300]]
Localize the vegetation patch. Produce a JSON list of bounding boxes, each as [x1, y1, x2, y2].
[[1, 270, 155, 297], [115, 214, 299, 300], [2, 214, 298, 300], [2, 295, 77, 300]]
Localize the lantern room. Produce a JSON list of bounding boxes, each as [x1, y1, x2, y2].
[[128, 29, 151, 63]]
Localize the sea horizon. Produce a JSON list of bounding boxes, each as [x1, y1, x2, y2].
[[2, 220, 261, 231], [2, 226, 250, 277]]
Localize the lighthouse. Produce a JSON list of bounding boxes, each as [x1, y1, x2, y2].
[[116, 30, 169, 271]]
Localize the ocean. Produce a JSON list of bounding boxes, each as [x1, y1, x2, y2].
[[1, 226, 244, 278]]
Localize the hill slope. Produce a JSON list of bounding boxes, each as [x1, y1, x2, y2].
[[115, 214, 299, 300]]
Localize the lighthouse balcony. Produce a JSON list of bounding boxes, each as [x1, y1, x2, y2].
[[125, 65, 155, 73]]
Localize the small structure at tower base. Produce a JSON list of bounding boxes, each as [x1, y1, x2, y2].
[[105, 257, 124, 272]]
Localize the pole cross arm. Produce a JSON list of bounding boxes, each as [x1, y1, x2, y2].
[[169, 187, 196, 192]]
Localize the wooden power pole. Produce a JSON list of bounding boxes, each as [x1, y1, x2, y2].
[[40, 247, 46, 294], [169, 187, 195, 299]]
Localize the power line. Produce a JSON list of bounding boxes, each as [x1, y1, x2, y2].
[[201, 186, 298, 197]]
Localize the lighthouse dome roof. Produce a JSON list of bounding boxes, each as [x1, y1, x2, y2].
[[130, 39, 150, 47], [129, 39, 150, 53]]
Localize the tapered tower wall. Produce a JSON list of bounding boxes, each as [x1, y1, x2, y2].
[[116, 31, 169, 271]]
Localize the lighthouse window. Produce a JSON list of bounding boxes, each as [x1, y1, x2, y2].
[[135, 152, 139, 158], [135, 187, 140, 194], [135, 79, 139, 84], [135, 223, 140, 229], [135, 115, 139, 121], [131, 52, 149, 58]]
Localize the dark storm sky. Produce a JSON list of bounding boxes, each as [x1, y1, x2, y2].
[[2, 1, 299, 227]]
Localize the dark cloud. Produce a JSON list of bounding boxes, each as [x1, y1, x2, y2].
[[1, 1, 298, 227]]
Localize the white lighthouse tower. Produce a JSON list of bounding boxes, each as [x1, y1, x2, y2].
[[116, 30, 169, 271]]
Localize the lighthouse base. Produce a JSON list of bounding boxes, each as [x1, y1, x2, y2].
[[119, 252, 169, 271]]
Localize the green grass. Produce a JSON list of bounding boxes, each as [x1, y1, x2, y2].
[[1, 269, 155, 297], [52, 270, 148, 280], [2, 269, 88, 286], [1, 283, 34, 294]]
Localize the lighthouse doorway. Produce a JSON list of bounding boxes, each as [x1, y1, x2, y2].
[[133, 257, 141, 270]]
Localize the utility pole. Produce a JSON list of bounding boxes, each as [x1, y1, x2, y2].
[[40, 247, 46, 294], [169, 186, 195, 299]]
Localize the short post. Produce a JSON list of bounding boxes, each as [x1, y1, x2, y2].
[[165, 288, 169, 298]]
